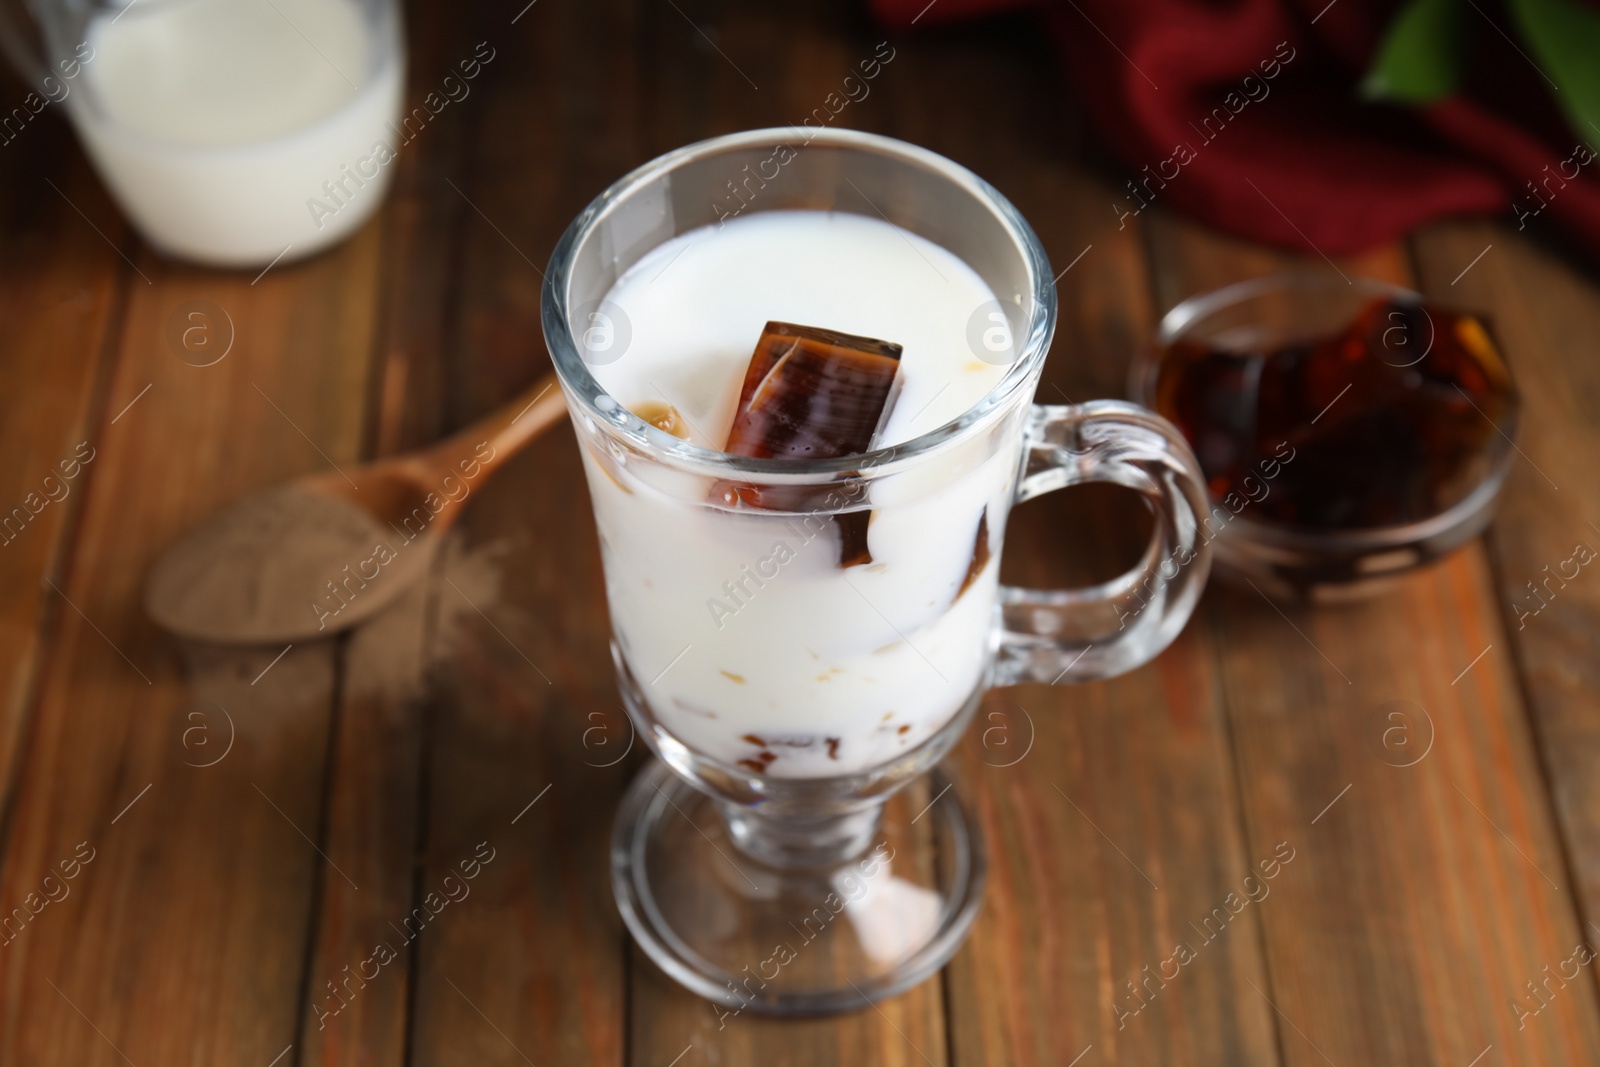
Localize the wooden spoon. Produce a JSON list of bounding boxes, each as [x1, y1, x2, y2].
[[145, 374, 566, 645]]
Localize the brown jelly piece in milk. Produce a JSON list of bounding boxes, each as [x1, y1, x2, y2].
[[714, 322, 902, 567], [957, 508, 991, 597], [724, 322, 903, 460]]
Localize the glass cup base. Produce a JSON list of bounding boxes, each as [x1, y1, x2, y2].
[[612, 759, 986, 1015]]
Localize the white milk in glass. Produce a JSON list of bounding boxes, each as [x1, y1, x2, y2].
[[67, 0, 403, 266], [584, 210, 1020, 778]]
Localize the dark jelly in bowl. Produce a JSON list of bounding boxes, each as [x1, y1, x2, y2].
[[1133, 275, 1520, 602]]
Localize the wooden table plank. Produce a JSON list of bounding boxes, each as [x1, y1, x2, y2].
[[292, 0, 487, 1061], [402, 2, 642, 1064], [1144, 212, 1600, 1065], [0, 108, 128, 859], [405, 434, 630, 1067], [1410, 220, 1600, 975], [0, 198, 386, 1061]]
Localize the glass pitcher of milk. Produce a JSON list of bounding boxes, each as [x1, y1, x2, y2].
[[1, 0, 404, 267]]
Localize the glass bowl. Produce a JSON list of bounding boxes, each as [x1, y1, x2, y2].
[[1129, 274, 1520, 602]]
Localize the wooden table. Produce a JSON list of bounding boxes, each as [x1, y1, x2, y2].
[[3, 2, 1598, 1063]]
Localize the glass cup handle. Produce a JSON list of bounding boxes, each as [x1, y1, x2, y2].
[[992, 400, 1213, 686]]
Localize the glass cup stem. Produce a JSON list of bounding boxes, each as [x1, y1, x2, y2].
[[719, 802, 887, 869]]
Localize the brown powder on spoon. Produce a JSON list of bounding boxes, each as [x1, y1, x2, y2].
[[145, 485, 434, 645]]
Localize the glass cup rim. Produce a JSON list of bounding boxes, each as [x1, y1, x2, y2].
[[540, 127, 1057, 481], [1155, 271, 1422, 346]]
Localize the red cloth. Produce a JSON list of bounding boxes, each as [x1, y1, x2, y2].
[[872, 0, 1600, 255]]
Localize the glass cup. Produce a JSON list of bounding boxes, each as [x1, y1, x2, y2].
[[0, 0, 404, 267], [542, 128, 1213, 1014]]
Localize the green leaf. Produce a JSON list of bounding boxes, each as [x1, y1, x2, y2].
[[1360, 0, 1472, 103], [1509, 0, 1600, 147]]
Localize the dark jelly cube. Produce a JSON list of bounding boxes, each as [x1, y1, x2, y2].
[[723, 321, 903, 460]]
